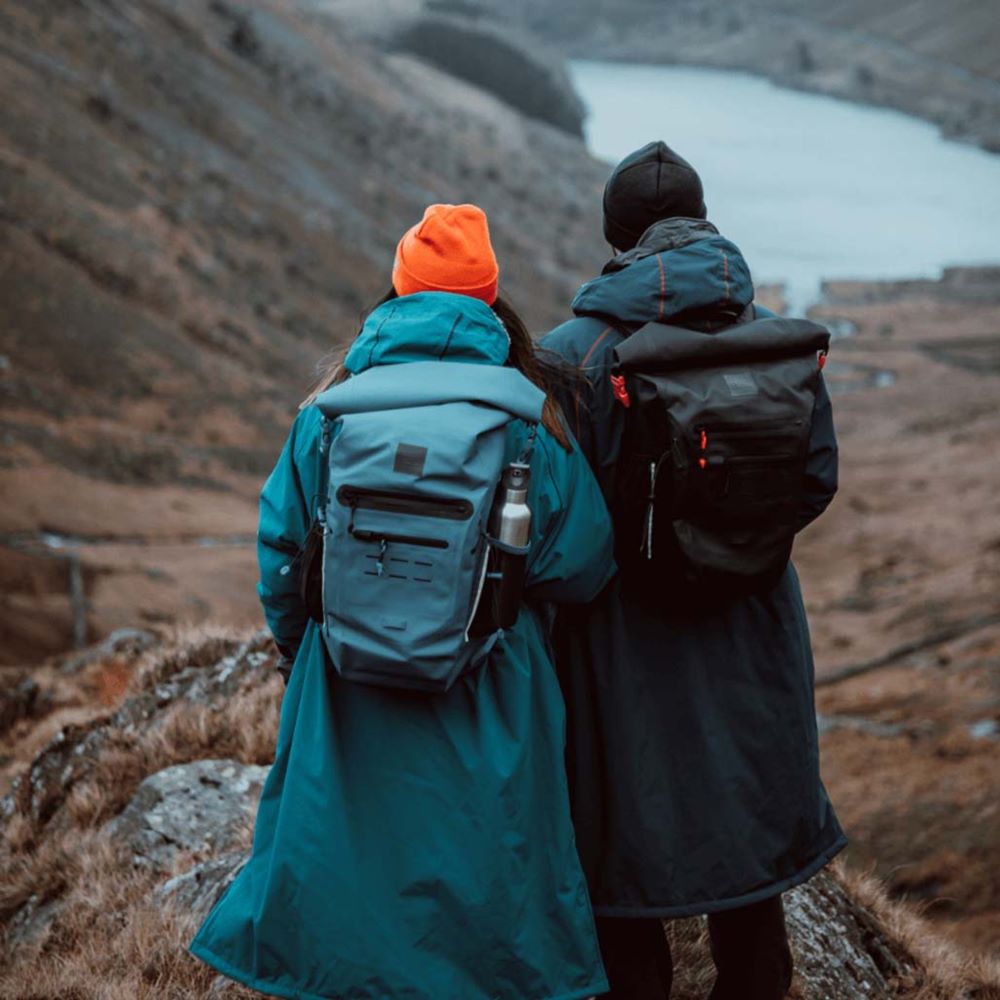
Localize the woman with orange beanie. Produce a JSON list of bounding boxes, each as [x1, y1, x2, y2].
[[191, 204, 615, 1000]]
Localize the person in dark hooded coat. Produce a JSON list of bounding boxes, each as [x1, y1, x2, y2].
[[541, 142, 846, 1000]]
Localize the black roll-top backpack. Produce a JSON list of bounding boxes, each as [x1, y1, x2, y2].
[[608, 313, 831, 603]]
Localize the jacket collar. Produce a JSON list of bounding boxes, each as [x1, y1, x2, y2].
[[604, 217, 721, 274]]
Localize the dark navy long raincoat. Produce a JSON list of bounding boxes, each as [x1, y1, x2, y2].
[[541, 219, 847, 917], [192, 293, 615, 999]]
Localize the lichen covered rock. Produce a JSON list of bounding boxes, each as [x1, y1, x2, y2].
[[785, 870, 915, 997], [106, 760, 268, 870]]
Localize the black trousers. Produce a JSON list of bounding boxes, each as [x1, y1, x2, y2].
[[595, 896, 793, 1000]]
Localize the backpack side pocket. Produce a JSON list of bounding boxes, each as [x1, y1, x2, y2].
[[298, 520, 325, 624]]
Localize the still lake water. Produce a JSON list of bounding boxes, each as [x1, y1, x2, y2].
[[570, 61, 1000, 313]]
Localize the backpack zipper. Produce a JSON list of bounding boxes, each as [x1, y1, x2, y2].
[[695, 426, 799, 468], [348, 527, 449, 550], [696, 420, 803, 438], [641, 454, 669, 560], [336, 486, 473, 521]]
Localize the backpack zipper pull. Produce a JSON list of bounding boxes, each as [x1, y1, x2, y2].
[[642, 460, 657, 559], [375, 537, 388, 577], [610, 373, 631, 408]]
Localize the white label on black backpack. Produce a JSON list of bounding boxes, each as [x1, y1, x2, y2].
[[723, 372, 757, 397]]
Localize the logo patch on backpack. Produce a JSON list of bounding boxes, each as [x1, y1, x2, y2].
[[723, 372, 757, 397], [393, 443, 427, 476]]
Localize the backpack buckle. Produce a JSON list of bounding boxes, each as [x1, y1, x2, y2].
[[610, 373, 631, 408]]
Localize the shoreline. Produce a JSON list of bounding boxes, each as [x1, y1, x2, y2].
[[565, 46, 1000, 155], [497, 3, 1000, 155]]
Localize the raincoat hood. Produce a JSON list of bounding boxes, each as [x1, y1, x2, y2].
[[571, 218, 754, 326], [345, 291, 510, 374]]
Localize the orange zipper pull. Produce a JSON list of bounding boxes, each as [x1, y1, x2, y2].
[[610, 374, 631, 408]]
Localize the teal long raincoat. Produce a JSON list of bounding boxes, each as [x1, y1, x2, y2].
[[191, 292, 616, 1000]]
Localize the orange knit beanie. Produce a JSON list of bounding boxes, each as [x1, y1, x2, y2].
[[392, 203, 499, 305]]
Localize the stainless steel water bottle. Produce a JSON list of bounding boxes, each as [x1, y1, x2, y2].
[[493, 462, 531, 629], [496, 463, 532, 548]]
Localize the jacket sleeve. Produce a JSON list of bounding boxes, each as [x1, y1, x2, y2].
[[257, 407, 323, 661], [524, 428, 616, 605], [797, 375, 838, 532]]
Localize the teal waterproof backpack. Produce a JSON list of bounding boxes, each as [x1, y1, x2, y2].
[[309, 361, 545, 692]]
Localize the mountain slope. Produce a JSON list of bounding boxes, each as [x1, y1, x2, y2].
[[0, 0, 606, 662]]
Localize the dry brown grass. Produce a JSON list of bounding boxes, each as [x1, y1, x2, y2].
[[0, 629, 281, 997], [835, 864, 1000, 1000], [0, 841, 260, 999], [3, 628, 1000, 998], [659, 863, 1000, 1000], [131, 625, 251, 693]]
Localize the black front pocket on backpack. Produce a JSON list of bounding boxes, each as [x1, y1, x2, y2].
[[690, 425, 803, 519], [693, 424, 801, 465]]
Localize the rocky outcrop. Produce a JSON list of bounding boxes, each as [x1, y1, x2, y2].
[[0, 630, 282, 985], [7, 756, 264, 950], [156, 852, 248, 921], [1, 630, 275, 833], [59, 627, 160, 676], [107, 759, 268, 870], [784, 872, 914, 997], [2, 630, 997, 997]]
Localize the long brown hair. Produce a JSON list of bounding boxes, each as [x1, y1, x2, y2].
[[302, 289, 575, 450]]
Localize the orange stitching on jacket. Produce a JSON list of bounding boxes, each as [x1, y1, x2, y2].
[[581, 326, 614, 368]]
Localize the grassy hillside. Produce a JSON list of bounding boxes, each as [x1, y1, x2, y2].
[[2, 628, 999, 998], [0, 0, 606, 663]]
